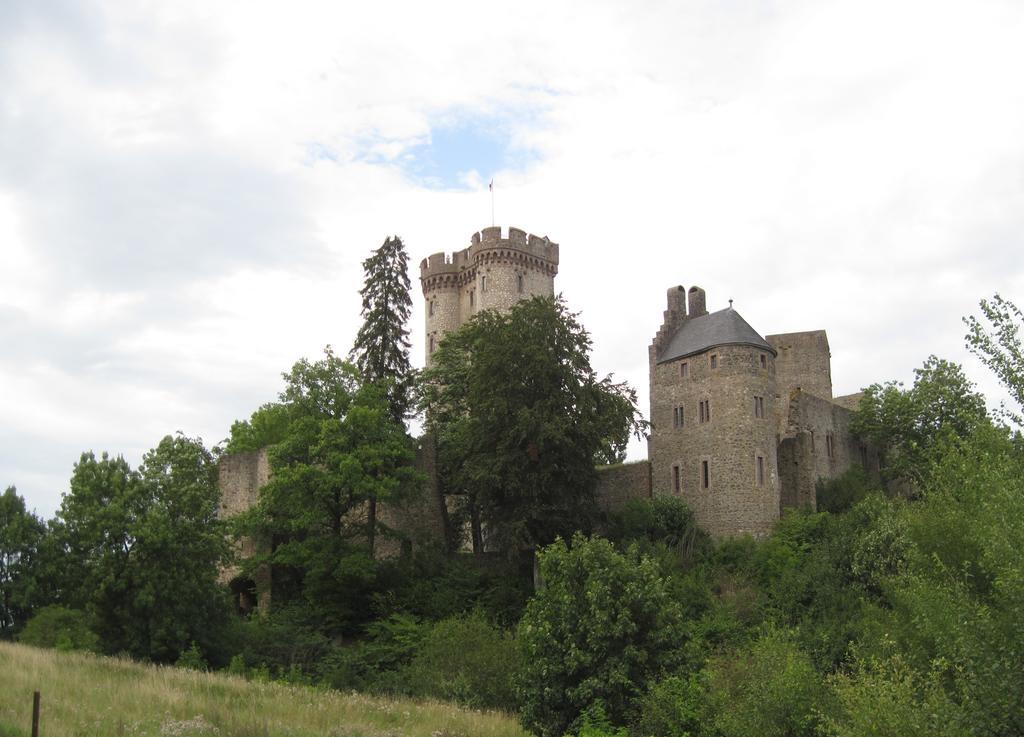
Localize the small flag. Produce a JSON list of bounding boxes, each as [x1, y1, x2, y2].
[[489, 179, 493, 192]]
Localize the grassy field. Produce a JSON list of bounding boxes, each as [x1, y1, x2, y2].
[[0, 642, 529, 737]]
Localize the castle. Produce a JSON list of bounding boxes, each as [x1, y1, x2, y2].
[[218, 225, 878, 610], [417, 225, 878, 539]]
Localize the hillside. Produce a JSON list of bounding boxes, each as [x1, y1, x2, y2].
[[0, 642, 527, 737]]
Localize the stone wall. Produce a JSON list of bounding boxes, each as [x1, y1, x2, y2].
[[832, 392, 863, 411], [650, 343, 780, 538], [595, 460, 652, 514], [777, 389, 881, 510], [767, 330, 833, 438], [375, 434, 450, 557], [217, 449, 271, 612]]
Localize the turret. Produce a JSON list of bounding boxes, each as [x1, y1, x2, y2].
[[648, 284, 780, 539], [420, 226, 560, 365]]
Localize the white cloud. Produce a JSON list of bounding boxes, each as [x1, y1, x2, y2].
[[1, 0, 1023, 516]]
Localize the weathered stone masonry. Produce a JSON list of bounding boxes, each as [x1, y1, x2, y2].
[[420, 225, 558, 365], [217, 225, 880, 609]]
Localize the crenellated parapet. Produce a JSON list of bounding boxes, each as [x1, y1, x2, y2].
[[420, 225, 560, 366], [420, 226, 559, 292], [470, 225, 559, 268]]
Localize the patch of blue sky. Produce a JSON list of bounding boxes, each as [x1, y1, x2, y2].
[[361, 111, 544, 191], [402, 122, 517, 190]]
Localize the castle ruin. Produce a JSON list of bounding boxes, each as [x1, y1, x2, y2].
[[217, 225, 878, 609]]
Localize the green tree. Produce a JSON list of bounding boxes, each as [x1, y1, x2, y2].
[[851, 355, 989, 484], [0, 486, 46, 637], [516, 533, 685, 737], [224, 402, 290, 454], [350, 236, 416, 551], [420, 296, 646, 554], [350, 235, 415, 423], [236, 348, 422, 632], [56, 435, 229, 662], [964, 293, 1024, 426], [829, 424, 1024, 736]]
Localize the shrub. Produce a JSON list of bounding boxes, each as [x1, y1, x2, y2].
[[226, 653, 247, 676], [816, 467, 874, 514], [517, 533, 686, 737], [18, 606, 98, 652], [175, 641, 208, 671], [634, 674, 704, 737], [609, 496, 709, 561], [316, 613, 426, 693], [574, 701, 627, 737], [230, 603, 333, 679], [704, 628, 828, 737], [376, 547, 533, 627], [401, 610, 520, 711]]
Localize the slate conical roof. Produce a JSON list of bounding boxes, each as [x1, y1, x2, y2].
[[657, 307, 776, 364]]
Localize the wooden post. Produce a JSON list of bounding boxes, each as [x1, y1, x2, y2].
[[31, 691, 40, 737]]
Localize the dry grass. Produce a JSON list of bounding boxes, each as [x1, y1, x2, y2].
[[0, 642, 529, 737]]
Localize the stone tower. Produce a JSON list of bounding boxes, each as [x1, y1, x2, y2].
[[648, 286, 781, 537], [419, 226, 559, 365]]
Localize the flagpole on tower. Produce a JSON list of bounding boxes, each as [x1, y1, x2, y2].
[[489, 178, 494, 226]]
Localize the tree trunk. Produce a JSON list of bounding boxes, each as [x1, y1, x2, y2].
[[367, 495, 377, 556], [469, 494, 484, 555]]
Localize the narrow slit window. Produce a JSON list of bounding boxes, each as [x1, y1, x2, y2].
[[760, 354, 767, 369], [429, 300, 435, 317], [757, 455, 765, 486], [826, 433, 834, 458], [517, 274, 524, 293], [680, 362, 689, 379], [699, 399, 711, 423], [481, 275, 488, 292], [469, 289, 475, 307], [702, 460, 710, 489], [754, 396, 765, 418], [673, 464, 680, 493], [673, 406, 684, 428], [710, 354, 718, 369], [429, 335, 435, 353]]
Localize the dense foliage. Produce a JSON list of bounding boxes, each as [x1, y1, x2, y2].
[[517, 534, 686, 737], [0, 486, 45, 637], [420, 296, 647, 553], [233, 348, 423, 633], [4, 293, 1023, 737], [850, 355, 989, 484], [9, 436, 230, 662]]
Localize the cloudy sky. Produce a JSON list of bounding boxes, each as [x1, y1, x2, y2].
[[2, 0, 1023, 518]]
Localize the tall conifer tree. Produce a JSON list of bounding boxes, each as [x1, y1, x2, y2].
[[350, 235, 415, 554], [350, 235, 415, 423]]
